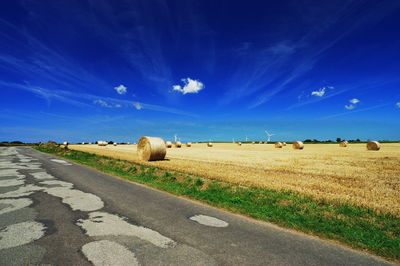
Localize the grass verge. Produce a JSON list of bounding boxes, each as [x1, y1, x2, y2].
[[34, 144, 400, 262]]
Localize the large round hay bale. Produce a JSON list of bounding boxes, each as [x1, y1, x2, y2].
[[292, 141, 304, 150], [165, 141, 172, 148], [237, 142, 242, 146], [207, 142, 213, 147], [259, 141, 262, 144], [367, 141, 380, 151], [282, 142, 287, 146], [137, 136, 166, 161], [63, 141, 68, 146], [252, 141, 255, 144], [98, 141, 107, 146], [275, 142, 283, 148], [113, 142, 117, 146], [339, 141, 348, 147], [186, 142, 192, 147], [174, 141, 182, 148]]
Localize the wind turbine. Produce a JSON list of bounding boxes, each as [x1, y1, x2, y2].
[[265, 130, 275, 142], [174, 134, 178, 142]]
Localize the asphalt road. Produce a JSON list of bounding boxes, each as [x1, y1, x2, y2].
[[0, 146, 394, 265]]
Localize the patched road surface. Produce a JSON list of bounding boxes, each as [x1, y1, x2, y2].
[[0, 147, 394, 265]]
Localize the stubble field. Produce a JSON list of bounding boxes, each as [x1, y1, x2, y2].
[[69, 143, 400, 216]]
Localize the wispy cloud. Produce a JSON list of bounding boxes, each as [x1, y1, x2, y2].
[[94, 99, 112, 108], [311, 86, 334, 97], [345, 98, 360, 110], [349, 98, 360, 104], [319, 103, 389, 120], [172, 78, 204, 94], [0, 81, 197, 117], [221, 1, 400, 108], [396, 102, 400, 108], [133, 102, 142, 110], [114, 85, 127, 95]]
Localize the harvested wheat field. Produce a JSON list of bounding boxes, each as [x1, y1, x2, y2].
[[69, 143, 400, 216]]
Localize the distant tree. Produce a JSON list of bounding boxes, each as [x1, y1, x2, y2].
[[356, 138, 361, 142], [304, 139, 312, 143], [11, 141, 23, 144], [336, 138, 341, 143], [108, 141, 113, 144]]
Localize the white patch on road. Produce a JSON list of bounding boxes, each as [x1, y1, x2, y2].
[[0, 221, 46, 249], [40, 180, 73, 188], [77, 212, 176, 248], [50, 159, 72, 166], [0, 198, 33, 215], [0, 177, 25, 187], [82, 240, 139, 266], [45, 187, 104, 212], [0, 169, 22, 177], [189, 215, 229, 228], [0, 162, 42, 170], [31, 172, 55, 180], [0, 184, 43, 199]]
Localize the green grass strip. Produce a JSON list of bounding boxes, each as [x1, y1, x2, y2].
[[34, 145, 400, 262]]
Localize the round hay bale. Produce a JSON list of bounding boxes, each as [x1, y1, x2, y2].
[[165, 141, 172, 148], [186, 142, 192, 147], [264, 141, 268, 144], [367, 141, 380, 151], [275, 142, 283, 148], [174, 141, 182, 148], [237, 142, 242, 146], [98, 141, 107, 146], [137, 136, 166, 161], [252, 141, 255, 144], [63, 141, 68, 146], [282, 142, 287, 146], [113, 142, 117, 146], [207, 142, 213, 147], [339, 141, 348, 147], [258, 141, 262, 144], [292, 141, 304, 150]]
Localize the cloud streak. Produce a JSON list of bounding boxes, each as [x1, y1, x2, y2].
[[220, 1, 400, 109], [0, 81, 197, 117], [319, 103, 389, 120]]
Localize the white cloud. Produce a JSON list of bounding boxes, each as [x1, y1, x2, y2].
[[94, 99, 112, 108], [172, 78, 204, 94], [349, 98, 360, 104], [115, 104, 121, 108], [133, 102, 142, 110], [311, 88, 326, 97], [345, 98, 360, 110], [114, 85, 127, 95], [396, 102, 400, 108], [311, 86, 334, 97]]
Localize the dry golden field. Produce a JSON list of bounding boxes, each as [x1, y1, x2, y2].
[[69, 143, 400, 216]]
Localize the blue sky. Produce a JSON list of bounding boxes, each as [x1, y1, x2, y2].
[[1, 0, 399, 143]]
